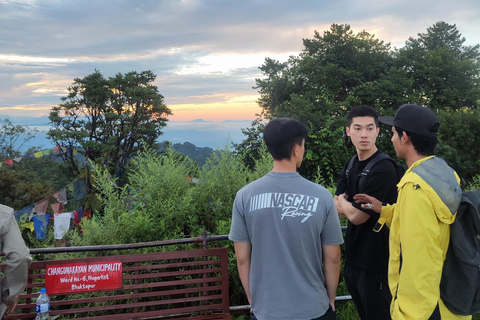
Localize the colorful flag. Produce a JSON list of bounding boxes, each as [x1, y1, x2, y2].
[[2, 159, 13, 166], [35, 198, 49, 214], [34, 151, 44, 158], [33, 214, 50, 241], [54, 212, 73, 239], [54, 188, 68, 204], [20, 222, 35, 232], [74, 178, 86, 201], [50, 203, 64, 215], [14, 205, 34, 222]]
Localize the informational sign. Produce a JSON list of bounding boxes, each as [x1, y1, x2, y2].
[[45, 261, 122, 294]]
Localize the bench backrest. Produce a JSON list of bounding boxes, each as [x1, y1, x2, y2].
[[1, 247, 230, 319]]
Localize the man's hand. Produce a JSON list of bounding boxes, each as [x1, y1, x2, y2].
[[322, 244, 341, 310], [334, 195, 346, 218], [353, 194, 382, 213], [234, 241, 253, 305], [4, 295, 18, 314]]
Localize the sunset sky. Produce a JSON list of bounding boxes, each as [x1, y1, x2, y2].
[[1, 0, 479, 122]]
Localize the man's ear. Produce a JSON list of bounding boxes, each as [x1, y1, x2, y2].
[[401, 131, 411, 144], [292, 144, 299, 158], [345, 126, 351, 137]]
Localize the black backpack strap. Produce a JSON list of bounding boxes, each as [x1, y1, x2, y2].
[[345, 155, 357, 184], [358, 153, 391, 191]]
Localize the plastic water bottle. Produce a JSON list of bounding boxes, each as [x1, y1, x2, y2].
[[35, 288, 50, 319]]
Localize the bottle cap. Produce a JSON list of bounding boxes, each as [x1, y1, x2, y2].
[[40, 288, 46, 293]]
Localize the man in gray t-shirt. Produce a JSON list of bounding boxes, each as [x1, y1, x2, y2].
[[229, 118, 344, 320]]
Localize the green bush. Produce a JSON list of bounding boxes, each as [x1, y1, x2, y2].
[[65, 145, 273, 309], [30, 144, 361, 319]]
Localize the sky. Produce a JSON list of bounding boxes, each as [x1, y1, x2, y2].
[[1, 0, 479, 122]]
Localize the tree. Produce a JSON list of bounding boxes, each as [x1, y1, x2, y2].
[[233, 118, 267, 171], [245, 22, 480, 183], [0, 118, 38, 160], [253, 24, 395, 181], [48, 70, 172, 175], [394, 21, 480, 110], [256, 24, 396, 123], [0, 155, 72, 211], [436, 108, 480, 182]]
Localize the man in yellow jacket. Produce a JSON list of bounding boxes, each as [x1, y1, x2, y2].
[[354, 104, 471, 320]]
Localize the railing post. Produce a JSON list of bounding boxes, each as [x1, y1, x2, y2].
[[200, 230, 209, 249]]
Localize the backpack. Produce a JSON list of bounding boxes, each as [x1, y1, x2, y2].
[[345, 152, 406, 191], [440, 189, 480, 315]]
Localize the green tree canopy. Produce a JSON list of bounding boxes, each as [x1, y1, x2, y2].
[[394, 21, 480, 110], [253, 24, 396, 180], [241, 22, 480, 182], [48, 70, 172, 175], [0, 156, 72, 211], [256, 24, 396, 125]]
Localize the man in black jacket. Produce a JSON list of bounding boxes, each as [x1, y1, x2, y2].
[[335, 105, 398, 320]]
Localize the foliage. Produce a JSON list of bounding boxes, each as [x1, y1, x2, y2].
[[436, 108, 480, 182], [245, 22, 480, 183], [65, 145, 272, 308], [67, 145, 272, 246], [0, 117, 38, 160], [303, 117, 351, 182], [0, 167, 56, 210], [467, 175, 480, 192], [0, 157, 72, 211], [394, 21, 480, 110], [48, 70, 171, 176], [233, 118, 266, 171], [253, 24, 396, 181]]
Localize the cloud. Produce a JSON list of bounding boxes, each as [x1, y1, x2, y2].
[[0, 0, 479, 121]]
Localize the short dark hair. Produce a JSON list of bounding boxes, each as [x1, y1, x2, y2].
[[263, 118, 308, 161], [396, 126, 437, 156], [347, 105, 379, 127]]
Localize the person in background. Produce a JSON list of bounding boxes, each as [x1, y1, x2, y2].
[[335, 105, 398, 320], [0, 204, 32, 319], [229, 117, 344, 320], [354, 104, 471, 319]]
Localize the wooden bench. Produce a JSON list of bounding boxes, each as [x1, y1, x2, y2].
[[1, 247, 231, 319]]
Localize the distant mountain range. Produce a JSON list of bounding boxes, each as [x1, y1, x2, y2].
[[3, 115, 254, 151]]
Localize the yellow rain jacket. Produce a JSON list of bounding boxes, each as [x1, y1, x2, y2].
[[377, 156, 471, 320]]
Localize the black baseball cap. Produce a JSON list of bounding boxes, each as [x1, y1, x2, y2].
[[378, 104, 439, 138]]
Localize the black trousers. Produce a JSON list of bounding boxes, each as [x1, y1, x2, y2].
[[250, 305, 336, 320], [344, 263, 392, 320]]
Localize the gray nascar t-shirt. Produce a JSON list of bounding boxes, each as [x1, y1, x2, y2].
[[229, 172, 344, 320]]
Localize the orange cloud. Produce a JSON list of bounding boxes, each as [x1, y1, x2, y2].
[[169, 94, 261, 121]]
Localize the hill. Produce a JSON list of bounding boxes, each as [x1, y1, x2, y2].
[[171, 142, 214, 166]]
